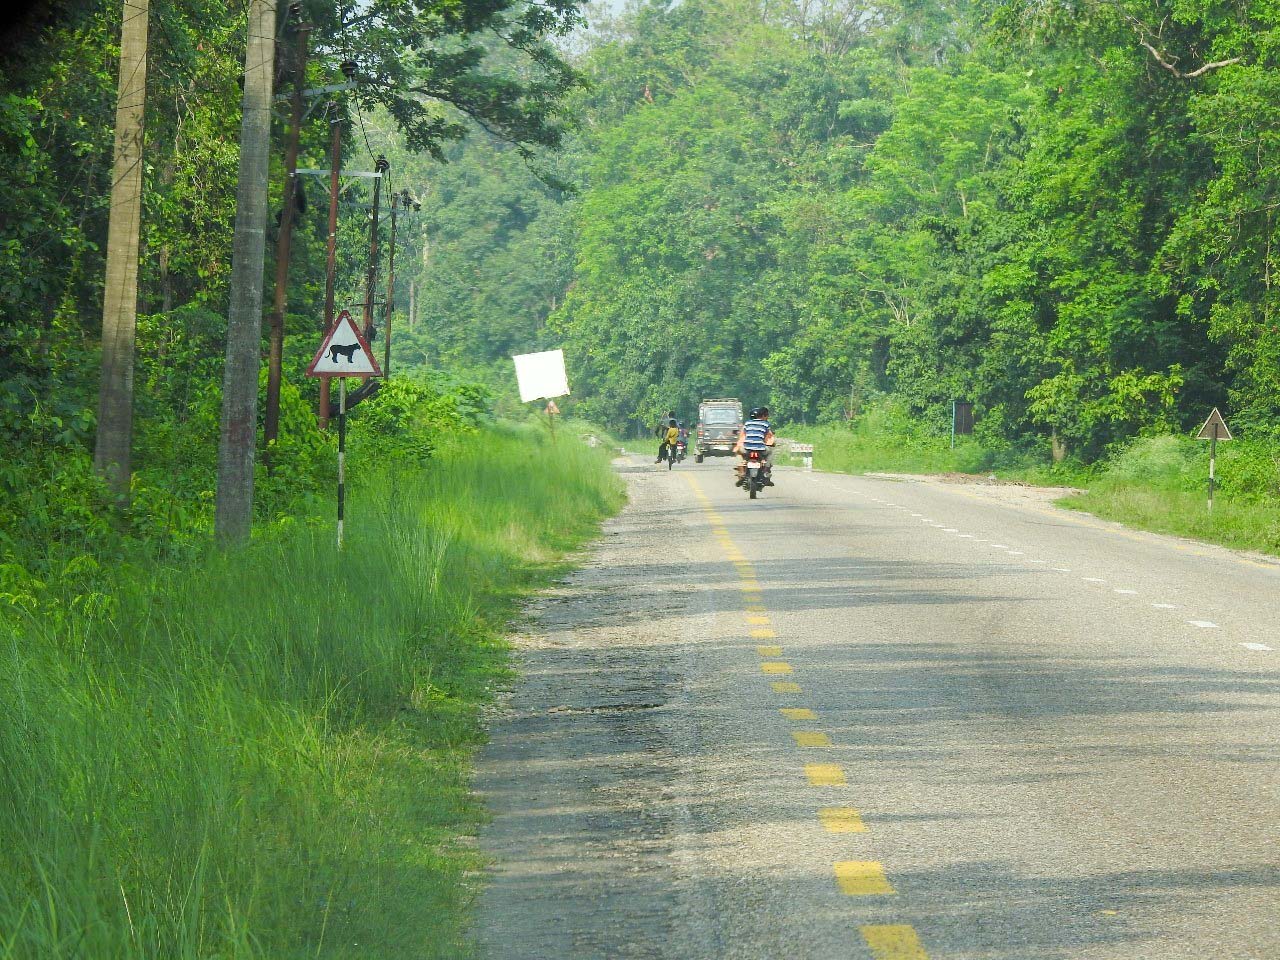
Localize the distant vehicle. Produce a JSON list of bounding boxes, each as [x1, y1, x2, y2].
[[695, 398, 742, 463]]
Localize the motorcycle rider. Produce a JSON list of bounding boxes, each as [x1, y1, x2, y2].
[[734, 406, 776, 486], [662, 418, 680, 462], [655, 410, 677, 463], [675, 421, 689, 458]]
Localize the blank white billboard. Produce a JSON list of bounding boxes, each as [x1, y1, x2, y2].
[[512, 349, 570, 403]]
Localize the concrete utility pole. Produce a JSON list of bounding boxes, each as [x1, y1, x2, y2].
[[319, 109, 343, 427], [383, 190, 408, 378], [215, 0, 279, 544], [93, 0, 150, 503], [363, 155, 389, 344], [264, 14, 311, 465]]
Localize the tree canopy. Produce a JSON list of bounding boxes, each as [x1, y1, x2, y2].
[[391, 0, 1280, 456]]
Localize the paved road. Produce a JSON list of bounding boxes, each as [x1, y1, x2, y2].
[[474, 457, 1280, 959]]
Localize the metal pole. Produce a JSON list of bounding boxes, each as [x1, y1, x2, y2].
[[338, 377, 346, 548], [265, 21, 311, 461], [363, 155, 388, 342], [951, 400, 956, 450], [319, 110, 342, 428], [383, 197, 398, 377], [1209, 422, 1218, 513]]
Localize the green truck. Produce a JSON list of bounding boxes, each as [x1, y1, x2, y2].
[[694, 398, 743, 462]]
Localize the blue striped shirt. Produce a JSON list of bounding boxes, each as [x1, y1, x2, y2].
[[742, 419, 771, 452]]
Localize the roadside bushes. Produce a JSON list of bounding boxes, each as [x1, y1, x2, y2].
[[1087, 434, 1280, 502], [0, 372, 492, 619]]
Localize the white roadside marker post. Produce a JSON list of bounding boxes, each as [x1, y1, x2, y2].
[[792, 443, 814, 472], [338, 376, 346, 548]]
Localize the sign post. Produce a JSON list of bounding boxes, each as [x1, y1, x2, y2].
[[1195, 408, 1233, 514], [307, 309, 383, 547], [544, 398, 560, 444], [951, 400, 974, 449]]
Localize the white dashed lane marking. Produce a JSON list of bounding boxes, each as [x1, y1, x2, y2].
[[859, 483, 1271, 657]]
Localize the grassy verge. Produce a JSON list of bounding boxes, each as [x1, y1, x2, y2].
[[773, 422, 1080, 480], [0, 424, 623, 959], [1060, 487, 1280, 554], [776, 424, 1280, 557]]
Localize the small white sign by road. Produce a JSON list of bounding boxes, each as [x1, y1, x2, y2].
[[306, 310, 382, 378], [791, 443, 814, 454]]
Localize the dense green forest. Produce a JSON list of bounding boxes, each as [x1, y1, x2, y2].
[[394, 0, 1279, 461]]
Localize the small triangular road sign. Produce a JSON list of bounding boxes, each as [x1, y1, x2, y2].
[[306, 310, 383, 378], [1196, 407, 1232, 441]]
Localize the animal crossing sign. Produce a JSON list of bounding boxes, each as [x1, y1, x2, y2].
[[306, 310, 382, 378]]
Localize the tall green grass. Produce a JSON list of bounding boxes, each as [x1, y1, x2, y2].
[[0, 425, 623, 959]]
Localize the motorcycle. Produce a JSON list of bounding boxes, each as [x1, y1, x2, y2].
[[742, 450, 768, 499], [674, 438, 687, 463]]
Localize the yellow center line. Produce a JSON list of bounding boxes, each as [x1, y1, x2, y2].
[[792, 731, 832, 748], [756, 645, 784, 657], [805, 763, 845, 786], [834, 861, 895, 896], [779, 707, 816, 720], [861, 925, 930, 959], [750, 627, 776, 639], [771, 681, 802, 694], [761, 661, 793, 675], [819, 807, 866, 833], [746, 615, 770, 625]]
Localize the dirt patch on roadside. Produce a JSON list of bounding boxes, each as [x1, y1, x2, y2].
[[863, 471, 1084, 506]]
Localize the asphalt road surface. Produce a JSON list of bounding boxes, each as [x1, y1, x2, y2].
[[474, 455, 1280, 960]]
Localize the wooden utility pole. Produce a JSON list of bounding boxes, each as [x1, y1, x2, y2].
[[264, 17, 311, 463], [215, 0, 279, 544], [93, 0, 150, 503]]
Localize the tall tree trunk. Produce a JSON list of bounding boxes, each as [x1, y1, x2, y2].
[[93, 0, 150, 503], [215, 0, 278, 545]]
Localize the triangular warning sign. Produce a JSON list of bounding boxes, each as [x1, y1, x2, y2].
[[306, 310, 383, 378], [1196, 407, 1232, 441]]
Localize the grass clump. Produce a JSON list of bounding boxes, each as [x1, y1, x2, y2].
[[0, 425, 623, 959]]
